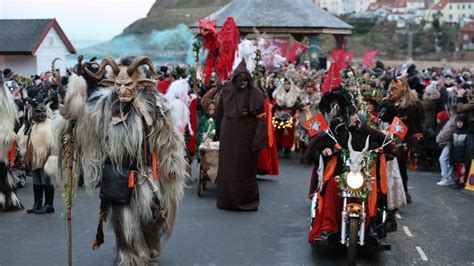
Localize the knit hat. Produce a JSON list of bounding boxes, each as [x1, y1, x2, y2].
[[437, 111, 449, 122]]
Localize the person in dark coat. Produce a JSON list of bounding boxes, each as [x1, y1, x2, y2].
[[216, 59, 267, 211]]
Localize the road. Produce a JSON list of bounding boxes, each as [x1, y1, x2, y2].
[[1, 155, 473, 265]]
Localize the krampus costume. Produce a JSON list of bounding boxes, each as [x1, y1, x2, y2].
[[59, 56, 187, 265], [379, 76, 425, 203], [0, 80, 23, 211], [21, 94, 56, 214], [305, 89, 397, 241]]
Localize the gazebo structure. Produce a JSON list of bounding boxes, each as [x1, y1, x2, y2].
[[193, 0, 352, 64]]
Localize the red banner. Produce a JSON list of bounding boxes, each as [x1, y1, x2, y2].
[[331, 49, 345, 70], [321, 63, 342, 94], [363, 50, 378, 67], [304, 113, 329, 137], [388, 116, 408, 140], [343, 52, 354, 68], [287, 41, 308, 62], [267, 37, 291, 57]]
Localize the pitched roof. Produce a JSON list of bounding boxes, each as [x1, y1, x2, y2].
[[0, 19, 76, 55], [203, 0, 352, 34], [367, 2, 392, 11], [433, 0, 448, 10], [460, 20, 474, 32]]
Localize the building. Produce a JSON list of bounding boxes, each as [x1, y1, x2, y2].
[[0, 19, 76, 76], [459, 20, 474, 49], [317, 0, 376, 15], [436, 0, 474, 24]]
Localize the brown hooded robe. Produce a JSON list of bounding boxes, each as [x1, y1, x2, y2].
[[216, 60, 267, 211]]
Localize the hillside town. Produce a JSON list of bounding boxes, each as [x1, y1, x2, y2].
[[1, 0, 474, 265]]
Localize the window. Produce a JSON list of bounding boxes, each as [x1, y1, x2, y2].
[[449, 14, 453, 20], [449, 4, 452, 9], [465, 34, 469, 40], [463, 4, 465, 9], [469, 4, 471, 9]]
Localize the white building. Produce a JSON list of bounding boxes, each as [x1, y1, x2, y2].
[[316, 0, 376, 15], [0, 19, 76, 76]]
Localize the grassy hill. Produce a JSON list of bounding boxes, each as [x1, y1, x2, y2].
[[121, 0, 229, 35]]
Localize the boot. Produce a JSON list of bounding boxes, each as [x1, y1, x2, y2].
[[35, 185, 54, 214], [26, 185, 43, 214]]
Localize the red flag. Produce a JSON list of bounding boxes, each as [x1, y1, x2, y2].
[[343, 52, 354, 68], [331, 49, 345, 69], [363, 50, 378, 67], [287, 41, 308, 62], [304, 113, 329, 137], [388, 116, 408, 140], [321, 62, 342, 94]]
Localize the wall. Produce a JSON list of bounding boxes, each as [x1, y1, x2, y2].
[[3, 55, 37, 76], [35, 27, 70, 76], [0, 55, 5, 70], [442, 1, 474, 24]]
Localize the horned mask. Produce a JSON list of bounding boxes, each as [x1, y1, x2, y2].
[[85, 56, 158, 102], [347, 132, 370, 173], [25, 96, 51, 123]]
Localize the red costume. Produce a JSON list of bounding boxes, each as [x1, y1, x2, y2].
[[258, 98, 279, 175]]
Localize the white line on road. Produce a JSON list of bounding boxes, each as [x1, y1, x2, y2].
[[395, 212, 402, 219], [403, 226, 413, 237], [416, 246, 428, 261], [408, 186, 414, 189]]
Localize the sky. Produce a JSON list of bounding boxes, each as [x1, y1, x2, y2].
[[0, 0, 154, 45]]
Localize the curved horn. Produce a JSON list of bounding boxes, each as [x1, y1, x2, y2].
[[363, 135, 370, 152], [127, 56, 158, 79], [348, 132, 354, 154], [84, 56, 119, 80]]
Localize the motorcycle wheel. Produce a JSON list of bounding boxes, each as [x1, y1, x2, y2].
[[347, 217, 359, 266]]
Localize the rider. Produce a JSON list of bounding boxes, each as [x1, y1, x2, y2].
[[306, 88, 397, 242]]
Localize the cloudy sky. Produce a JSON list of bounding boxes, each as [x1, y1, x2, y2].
[[0, 0, 154, 43]]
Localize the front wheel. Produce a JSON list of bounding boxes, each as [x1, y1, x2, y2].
[[347, 217, 359, 266]]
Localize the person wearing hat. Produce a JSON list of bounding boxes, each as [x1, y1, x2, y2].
[[2, 68, 19, 93], [450, 113, 470, 188]]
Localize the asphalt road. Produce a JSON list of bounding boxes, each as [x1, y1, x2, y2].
[[1, 155, 473, 265]]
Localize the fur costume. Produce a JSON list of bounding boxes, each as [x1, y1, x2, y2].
[[60, 56, 187, 265], [272, 81, 301, 108], [0, 81, 23, 211]]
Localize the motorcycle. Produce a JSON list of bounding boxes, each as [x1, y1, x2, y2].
[[310, 133, 391, 266]]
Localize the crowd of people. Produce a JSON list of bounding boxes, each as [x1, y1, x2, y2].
[[2, 59, 473, 202], [1, 55, 473, 261]]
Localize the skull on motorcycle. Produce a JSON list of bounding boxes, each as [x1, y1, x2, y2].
[[85, 56, 158, 102]]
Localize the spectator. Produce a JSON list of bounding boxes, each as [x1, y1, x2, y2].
[[436, 106, 458, 186]]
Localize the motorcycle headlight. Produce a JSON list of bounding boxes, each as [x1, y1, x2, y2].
[[346, 171, 364, 190]]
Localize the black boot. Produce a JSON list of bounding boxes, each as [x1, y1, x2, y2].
[[35, 185, 54, 214], [26, 185, 43, 214]]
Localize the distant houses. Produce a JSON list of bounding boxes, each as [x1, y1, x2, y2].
[[0, 18, 76, 76]]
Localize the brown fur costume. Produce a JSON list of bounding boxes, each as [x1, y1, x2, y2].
[[58, 57, 187, 265]]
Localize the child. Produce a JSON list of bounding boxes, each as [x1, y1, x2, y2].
[[197, 101, 217, 162], [450, 114, 470, 188]]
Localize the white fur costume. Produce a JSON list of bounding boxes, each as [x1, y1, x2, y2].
[[0, 82, 23, 211]]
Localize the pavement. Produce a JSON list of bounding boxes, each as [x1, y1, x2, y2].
[[1, 154, 473, 266]]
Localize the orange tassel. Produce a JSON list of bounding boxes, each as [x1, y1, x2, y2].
[[334, 143, 342, 150], [128, 170, 135, 188], [152, 149, 160, 180], [9, 139, 16, 168], [368, 167, 378, 218], [379, 154, 388, 194]]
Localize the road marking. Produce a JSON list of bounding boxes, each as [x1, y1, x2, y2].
[[416, 246, 428, 261], [408, 186, 414, 190], [403, 226, 413, 237], [395, 212, 402, 219]]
